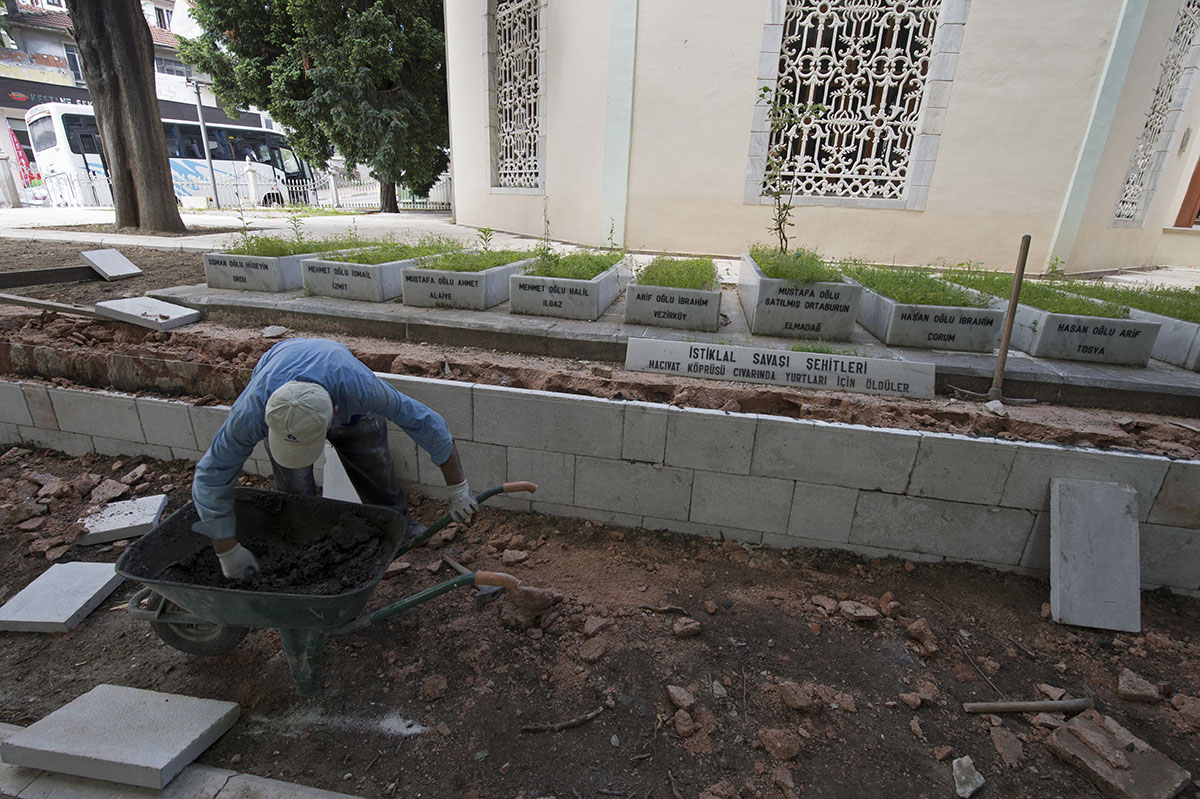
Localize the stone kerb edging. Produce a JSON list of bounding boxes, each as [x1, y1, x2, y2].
[[1, 377, 1196, 593]]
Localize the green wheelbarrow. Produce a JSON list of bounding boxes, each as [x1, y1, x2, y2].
[[115, 483, 538, 696]]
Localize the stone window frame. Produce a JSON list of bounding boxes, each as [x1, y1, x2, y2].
[[744, 0, 971, 211], [483, 0, 548, 195], [1112, 0, 1200, 228]]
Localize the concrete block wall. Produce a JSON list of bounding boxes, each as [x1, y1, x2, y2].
[[1, 376, 1197, 592]]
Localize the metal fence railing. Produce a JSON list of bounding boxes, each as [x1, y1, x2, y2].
[[36, 166, 452, 212]]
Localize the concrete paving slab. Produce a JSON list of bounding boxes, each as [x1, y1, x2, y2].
[[77, 495, 168, 545], [1050, 479, 1141, 633], [0, 563, 123, 633], [95, 298, 201, 331], [0, 685, 240, 790], [80, 249, 141, 281], [0, 723, 43, 798], [0, 382, 32, 426], [15, 764, 234, 798], [215, 773, 364, 798]]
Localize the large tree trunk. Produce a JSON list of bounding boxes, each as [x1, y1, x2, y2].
[[380, 181, 398, 213], [66, 0, 186, 233]]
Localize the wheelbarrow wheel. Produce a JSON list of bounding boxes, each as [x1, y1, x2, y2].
[[149, 601, 249, 656]]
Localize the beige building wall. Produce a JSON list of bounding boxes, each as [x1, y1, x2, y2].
[[1066, 1, 1200, 272], [446, 1, 612, 246], [447, 0, 1200, 273]]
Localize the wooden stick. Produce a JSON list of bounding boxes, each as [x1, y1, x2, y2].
[[520, 706, 603, 733], [963, 697, 1092, 714]]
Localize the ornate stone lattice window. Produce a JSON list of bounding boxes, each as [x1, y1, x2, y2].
[[764, 0, 943, 201], [490, 0, 541, 189], [1114, 0, 1200, 223]]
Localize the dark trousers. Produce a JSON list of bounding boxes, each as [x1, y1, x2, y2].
[[265, 415, 415, 525]]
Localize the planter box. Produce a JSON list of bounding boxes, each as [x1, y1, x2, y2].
[[402, 257, 533, 310], [856, 285, 1005, 351], [203, 251, 333, 292], [623, 280, 723, 332], [1009, 305, 1160, 366], [738, 254, 862, 340], [301, 254, 425, 302], [1055, 288, 1200, 371], [509, 258, 625, 321], [1131, 307, 1200, 371]]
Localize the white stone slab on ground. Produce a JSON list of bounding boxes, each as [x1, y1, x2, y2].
[[77, 494, 168, 545], [16, 764, 234, 799], [0, 722, 44, 798], [0, 562, 123, 633], [1050, 478, 1141, 633], [94, 297, 201, 331], [80, 249, 141, 281], [0, 685, 240, 790]]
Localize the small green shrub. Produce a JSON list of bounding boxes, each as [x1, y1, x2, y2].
[[526, 250, 623, 280], [222, 232, 369, 257], [635, 256, 719, 291], [419, 249, 529, 273], [325, 236, 464, 265], [788, 340, 866, 357], [943, 268, 1131, 319], [1057, 281, 1200, 325], [750, 245, 842, 284], [843, 264, 990, 308]]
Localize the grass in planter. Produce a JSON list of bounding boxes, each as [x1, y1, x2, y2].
[[326, 236, 464, 265], [750, 245, 843, 283], [418, 249, 529, 272], [788, 340, 867, 358], [843, 264, 990, 308], [1056, 281, 1200, 324], [526, 250, 624, 280], [944, 267, 1131, 319], [635, 256, 719, 291], [222, 232, 372, 257]]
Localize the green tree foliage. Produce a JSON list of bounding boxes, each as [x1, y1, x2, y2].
[[179, 0, 448, 196]]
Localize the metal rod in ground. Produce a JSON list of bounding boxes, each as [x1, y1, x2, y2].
[[988, 234, 1032, 401], [963, 697, 1092, 714]]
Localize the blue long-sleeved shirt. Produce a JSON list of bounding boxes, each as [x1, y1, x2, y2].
[[191, 338, 454, 539]]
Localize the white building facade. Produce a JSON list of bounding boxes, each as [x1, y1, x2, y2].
[[445, 0, 1200, 275]]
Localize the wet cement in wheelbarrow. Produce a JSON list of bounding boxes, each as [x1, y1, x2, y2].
[[156, 510, 390, 595]]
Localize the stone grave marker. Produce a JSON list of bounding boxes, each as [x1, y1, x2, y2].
[[626, 338, 935, 399]]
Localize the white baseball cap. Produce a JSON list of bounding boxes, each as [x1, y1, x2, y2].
[[264, 381, 333, 468]]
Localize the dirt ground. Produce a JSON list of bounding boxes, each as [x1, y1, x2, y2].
[[0, 239, 211, 306], [1, 446, 1199, 799], [1, 237, 1199, 797]]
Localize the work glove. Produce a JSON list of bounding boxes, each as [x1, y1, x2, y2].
[[217, 543, 260, 580], [447, 481, 479, 523]]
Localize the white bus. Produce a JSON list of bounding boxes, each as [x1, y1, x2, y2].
[[25, 102, 318, 208]]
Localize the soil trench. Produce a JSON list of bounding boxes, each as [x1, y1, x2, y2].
[[1, 313, 1198, 460]]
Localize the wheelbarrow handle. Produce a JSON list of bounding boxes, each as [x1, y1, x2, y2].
[[474, 571, 521, 590], [395, 482, 539, 557]]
